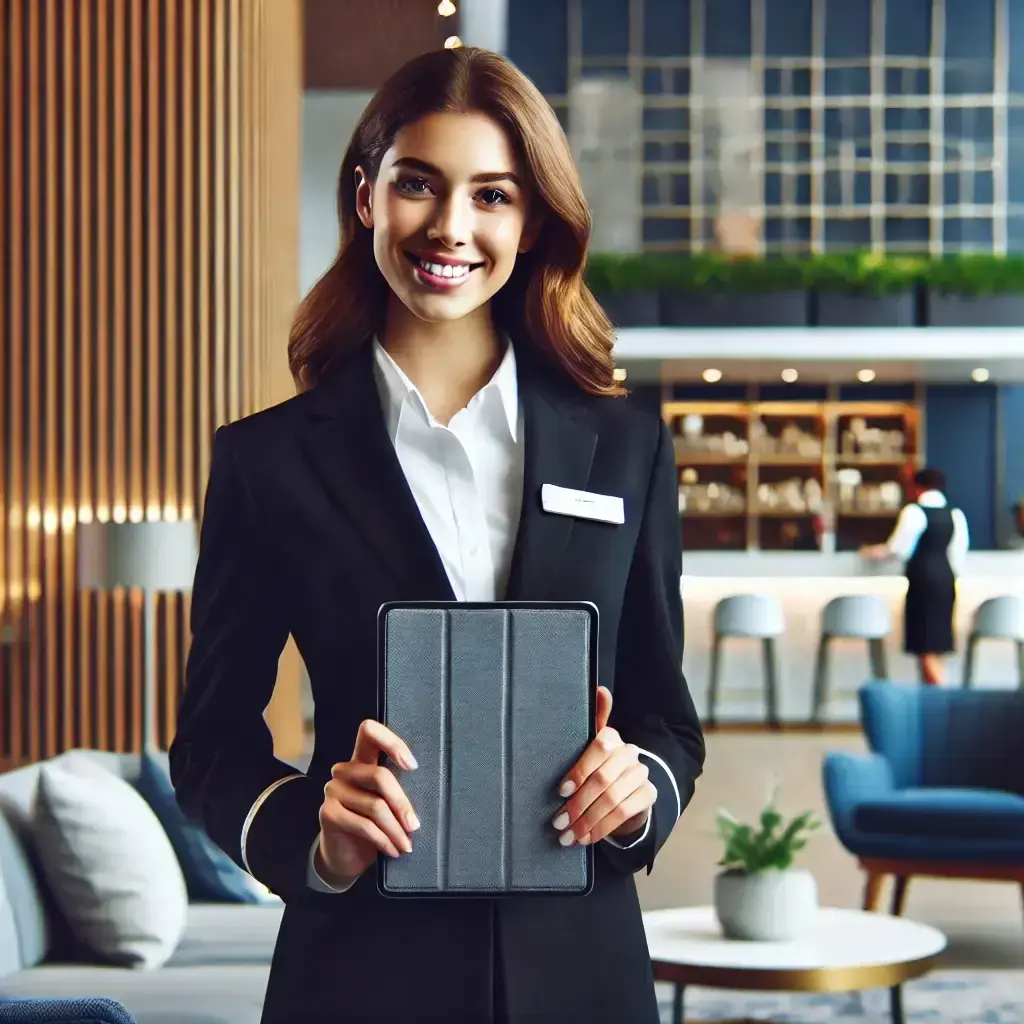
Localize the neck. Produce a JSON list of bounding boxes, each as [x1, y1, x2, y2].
[[380, 296, 506, 424]]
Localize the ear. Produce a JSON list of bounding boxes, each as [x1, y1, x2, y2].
[[354, 166, 374, 230]]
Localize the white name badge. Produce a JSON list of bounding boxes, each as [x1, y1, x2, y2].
[[541, 484, 625, 525]]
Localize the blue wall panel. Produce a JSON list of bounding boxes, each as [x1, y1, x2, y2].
[[644, 0, 691, 57], [507, 0, 568, 94], [704, 0, 751, 58], [1000, 386, 1024, 532], [765, 0, 812, 57], [924, 385, 997, 550], [885, 0, 932, 56], [824, 0, 871, 58]]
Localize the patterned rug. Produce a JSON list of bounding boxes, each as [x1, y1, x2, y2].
[[655, 971, 1024, 1022]]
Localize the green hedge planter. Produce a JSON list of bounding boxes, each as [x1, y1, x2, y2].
[[585, 251, 1024, 329], [923, 255, 1024, 326]]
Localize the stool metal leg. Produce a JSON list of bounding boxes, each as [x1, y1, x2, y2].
[[868, 638, 888, 680], [811, 635, 830, 724], [707, 633, 724, 726], [671, 983, 685, 1024], [762, 636, 780, 729], [962, 634, 978, 687]]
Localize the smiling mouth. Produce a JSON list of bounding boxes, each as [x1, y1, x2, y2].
[[404, 251, 484, 285]]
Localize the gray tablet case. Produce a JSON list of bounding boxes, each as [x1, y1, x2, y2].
[[377, 601, 597, 898]]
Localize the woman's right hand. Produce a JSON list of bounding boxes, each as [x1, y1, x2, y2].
[[315, 720, 421, 889]]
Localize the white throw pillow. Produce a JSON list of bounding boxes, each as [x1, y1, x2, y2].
[[33, 754, 189, 969]]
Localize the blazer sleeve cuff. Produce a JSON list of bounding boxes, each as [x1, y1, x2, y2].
[[601, 808, 652, 850], [239, 771, 325, 899]]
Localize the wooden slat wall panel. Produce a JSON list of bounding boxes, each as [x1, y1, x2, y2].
[[0, 0, 302, 766]]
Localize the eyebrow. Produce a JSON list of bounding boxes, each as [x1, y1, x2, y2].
[[392, 156, 521, 187]]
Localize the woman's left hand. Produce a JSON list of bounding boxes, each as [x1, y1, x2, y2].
[[551, 686, 657, 847]]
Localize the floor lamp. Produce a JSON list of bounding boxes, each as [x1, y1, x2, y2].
[[77, 520, 199, 752]]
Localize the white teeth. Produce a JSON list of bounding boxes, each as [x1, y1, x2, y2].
[[417, 257, 470, 280]]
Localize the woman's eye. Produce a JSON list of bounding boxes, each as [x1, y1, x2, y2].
[[479, 188, 510, 207], [397, 178, 432, 196]]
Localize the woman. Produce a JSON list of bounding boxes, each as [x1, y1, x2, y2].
[[170, 47, 704, 1024], [861, 467, 970, 685]]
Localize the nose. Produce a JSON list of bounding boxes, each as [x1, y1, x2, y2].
[[425, 194, 471, 249]]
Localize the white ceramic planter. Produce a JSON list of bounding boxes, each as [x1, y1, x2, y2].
[[714, 868, 819, 941]]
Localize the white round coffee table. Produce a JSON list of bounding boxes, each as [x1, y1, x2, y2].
[[643, 906, 946, 1024]]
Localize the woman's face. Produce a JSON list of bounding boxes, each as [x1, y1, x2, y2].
[[355, 111, 536, 324]]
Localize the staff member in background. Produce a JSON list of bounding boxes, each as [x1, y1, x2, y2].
[[861, 467, 970, 685]]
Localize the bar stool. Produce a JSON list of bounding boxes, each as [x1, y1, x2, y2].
[[707, 594, 785, 728], [811, 595, 892, 723], [962, 596, 1024, 688]]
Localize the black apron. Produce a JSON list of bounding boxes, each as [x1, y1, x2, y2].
[[903, 503, 957, 655]]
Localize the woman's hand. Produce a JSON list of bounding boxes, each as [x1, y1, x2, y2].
[[315, 720, 420, 888], [860, 543, 890, 560], [551, 686, 657, 847]]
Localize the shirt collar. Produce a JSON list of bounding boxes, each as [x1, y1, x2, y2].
[[371, 335, 518, 441], [917, 489, 947, 508]]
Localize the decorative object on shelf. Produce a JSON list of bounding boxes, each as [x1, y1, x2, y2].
[[923, 254, 1024, 327], [713, 786, 821, 941], [752, 419, 822, 458], [839, 416, 907, 459], [756, 476, 822, 514], [809, 251, 922, 327], [678, 468, 746, 515]]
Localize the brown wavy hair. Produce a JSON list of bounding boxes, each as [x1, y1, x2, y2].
[[288, 46, 625, 398]]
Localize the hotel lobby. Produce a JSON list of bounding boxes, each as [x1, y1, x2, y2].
[[2, 1, 1024, 1022]]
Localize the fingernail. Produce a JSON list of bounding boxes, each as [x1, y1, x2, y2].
[[402, 838, 413, 854], [558, 780, 576, 798], [403, 753, 418, 770], [388, 848, 400, 859], [558, 829, 576, 847], [552, 811, 570, 830], [578, 833, 592, 846], [406, 810, 420, 831]]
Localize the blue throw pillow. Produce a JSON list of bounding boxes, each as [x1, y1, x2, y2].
[[135, 750, 274, 904]]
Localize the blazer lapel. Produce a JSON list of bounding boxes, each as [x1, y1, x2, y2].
[[296, 342, 455, 600], [505, 347, 598, 601]]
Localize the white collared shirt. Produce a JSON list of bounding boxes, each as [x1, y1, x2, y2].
[[886, 489, 970, 575], [371, 335, 524, 602], [303, 336, 655, 892]]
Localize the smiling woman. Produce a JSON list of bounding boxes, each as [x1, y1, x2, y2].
[[170, 44, 704, 1024], [288, 46, 623, 398]]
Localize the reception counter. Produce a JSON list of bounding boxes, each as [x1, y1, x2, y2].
[[679, 551, 1024, 724]]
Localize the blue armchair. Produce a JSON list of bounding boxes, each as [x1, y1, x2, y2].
[[823, 681, 1024, 918]]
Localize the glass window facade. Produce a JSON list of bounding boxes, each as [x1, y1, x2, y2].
[[510, 0, 1018, 254]]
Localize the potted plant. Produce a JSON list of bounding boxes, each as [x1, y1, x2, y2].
[[585, 253, 665, 328], [809, 251, 924, 327], [713, 789, 821, 941], [922, 253, 1024, 327], [660, 252, 810, 328]]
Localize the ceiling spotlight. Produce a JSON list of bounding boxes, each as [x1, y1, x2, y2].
[[612, 367, 627, 382], [781, 368, 799, 383], [971, 367, 990, 382], [443, 35, 462, 48], [702, 368, 723, 383], [437, 0, 456, 14], [856, 368, 876, 383]]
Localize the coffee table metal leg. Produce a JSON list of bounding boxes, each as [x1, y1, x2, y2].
[[671, 983, 685, 1024], [890, 984, 904, 1024]]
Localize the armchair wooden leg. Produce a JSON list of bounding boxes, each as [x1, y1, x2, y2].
[[891, 875, 910, 916], [863, 869, 884, 912]]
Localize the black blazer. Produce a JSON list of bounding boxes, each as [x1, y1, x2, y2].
[[169, 337, 705, 1024]]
